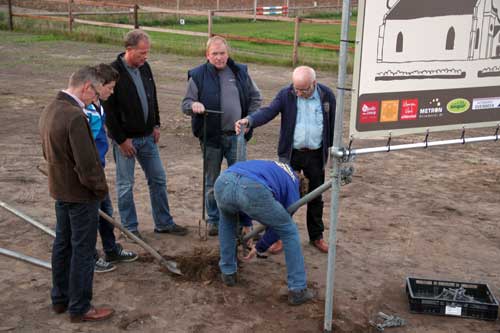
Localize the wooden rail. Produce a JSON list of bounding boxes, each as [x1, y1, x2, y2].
[[8, 1, 355, 66]]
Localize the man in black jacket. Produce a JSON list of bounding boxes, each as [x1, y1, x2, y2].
[[103, 29, 187, 239]]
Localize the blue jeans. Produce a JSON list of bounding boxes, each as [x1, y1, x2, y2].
[[51, 200, 99, 315], [203, 134, 245, 226], [113, 135, 174, 232], [97, 193, 117, 255], [214, 172, 307, 291]]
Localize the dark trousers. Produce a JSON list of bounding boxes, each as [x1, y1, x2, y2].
[[51, 200, 99, 315], [290, 148, 325, 241], [97, 193, 117, 256]]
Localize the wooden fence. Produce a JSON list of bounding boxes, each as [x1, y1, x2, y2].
[[6, 0, 355, 66]]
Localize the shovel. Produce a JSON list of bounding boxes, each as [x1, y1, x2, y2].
[[35, 167, 182, 275]]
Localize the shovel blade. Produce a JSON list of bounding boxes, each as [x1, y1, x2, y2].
[[163, 259, 182, 276]]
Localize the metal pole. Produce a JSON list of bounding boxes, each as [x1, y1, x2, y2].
[[324, 0, 351, 331], [7, 0, 13, 31], [0, 247, 52, 270], [242, 179, 334, 242], [332, 134, 500, 158], [0, 200, 56, 238]]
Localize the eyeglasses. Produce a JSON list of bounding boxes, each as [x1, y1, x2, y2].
[[293, 83, 314, 94]]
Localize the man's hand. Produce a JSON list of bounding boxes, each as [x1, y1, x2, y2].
[[153, 127, 161, 143], [191, 102, 206, 114], [235, 118, 249, 135], [242, 244, 257, 262], [119, 138, 136, 157]]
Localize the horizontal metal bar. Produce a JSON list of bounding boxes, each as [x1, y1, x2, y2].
[[0, 200, 56, 238], [0, 247, 52, 270], [332, 135, 500, 158]]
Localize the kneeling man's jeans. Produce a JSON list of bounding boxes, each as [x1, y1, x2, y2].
[[214, 172, 307, 291]]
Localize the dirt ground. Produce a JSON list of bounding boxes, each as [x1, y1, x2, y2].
[[1, 29, 500, 333]]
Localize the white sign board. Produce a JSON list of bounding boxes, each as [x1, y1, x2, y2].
[[350, 0, 500, 138]]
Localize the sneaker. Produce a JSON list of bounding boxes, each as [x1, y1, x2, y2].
[[288, 288, 314, 306], [105, 243, 139, 263], [94, 257, 116, 273], [154, 224, 188, 236], [268, 240, 283, 254], [208, 223, 218, 236], [221, 272, 237, 286]]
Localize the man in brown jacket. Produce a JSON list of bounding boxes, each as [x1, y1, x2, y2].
[[39, 66, 113, 323]]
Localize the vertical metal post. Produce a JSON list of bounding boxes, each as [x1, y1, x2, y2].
[[292, 16, 300, 66], [68, 0, 73, 33], [7, 0, 13, 31], [208, 10, 213, 37], [134, 4, 139, 29], [323, 0, 351, 331]]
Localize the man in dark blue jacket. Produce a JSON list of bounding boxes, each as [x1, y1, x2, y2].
[[104, 30, 187, 239], [235, 66, 336, 253], [182, 36, 262, 237], [214, 160, 314, 305]]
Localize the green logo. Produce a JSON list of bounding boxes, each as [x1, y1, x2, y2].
[[447, 98, 470, 113]]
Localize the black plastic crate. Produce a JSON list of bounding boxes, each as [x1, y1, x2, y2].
[[406, 277, 499, 321]]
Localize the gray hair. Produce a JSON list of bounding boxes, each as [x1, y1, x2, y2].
[[292, 66, 316, 82], [124, 29, 150, 48], [206, 36, 229, 52], [68, 65, 102, 88]]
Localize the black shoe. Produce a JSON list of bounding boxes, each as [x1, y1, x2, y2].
[[105, 243, 139, 263], [221, 272, 237, 286], [52, 303, 67, 314], [94, 257, 116, 273], [208, 223, 218, 236], [154, 224, 188, 236], [288, 288, 314, 305]]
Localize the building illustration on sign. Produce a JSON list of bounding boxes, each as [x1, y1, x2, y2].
[[375, 0, 500, 79]]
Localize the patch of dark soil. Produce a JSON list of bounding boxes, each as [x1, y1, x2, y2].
[[117, 313, 152, 330], [162, 247, 221, 282]]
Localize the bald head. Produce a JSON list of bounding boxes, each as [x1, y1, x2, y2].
[[292, 66, 316, 98]]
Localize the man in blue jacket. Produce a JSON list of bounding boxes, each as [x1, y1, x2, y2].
[[214, 160, 313, 305], [182, 36, 262, 237], [235, 66, 336, 253]]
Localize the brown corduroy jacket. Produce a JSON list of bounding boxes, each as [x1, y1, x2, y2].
[[39, 91, 108, 203]]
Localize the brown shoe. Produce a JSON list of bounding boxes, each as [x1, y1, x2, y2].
[[268, 240, 283, 254], [70, 306, 114, 323], [312, 239, 328, 253], [52, 304, 67, 314]]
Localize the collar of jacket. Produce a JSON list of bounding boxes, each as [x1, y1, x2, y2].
[[205, 57, 240, 75]]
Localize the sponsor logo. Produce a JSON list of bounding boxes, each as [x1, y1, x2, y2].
[[419, 98, 443, 118], [447, 98, 470, 114], [359, 101, 379, 123], [400, 99, 418, 121], [472, 97, 500, 110], [380, 100, 399, 122]]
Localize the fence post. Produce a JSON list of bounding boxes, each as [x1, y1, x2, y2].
[[134, 4, 139, 29], [7, 0, 13, 31], [292, 16, 300, 66], [208, 10, 213, 38], [68, 0, 73, 33], [216, 0, 220, 11], [253, 0, 257, 22], [286, 0, 290, 17]]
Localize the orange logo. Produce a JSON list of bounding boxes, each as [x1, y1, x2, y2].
[[380, 100, 399, 122]]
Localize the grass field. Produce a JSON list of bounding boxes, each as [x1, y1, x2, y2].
[[0, 10, 356, 70]]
